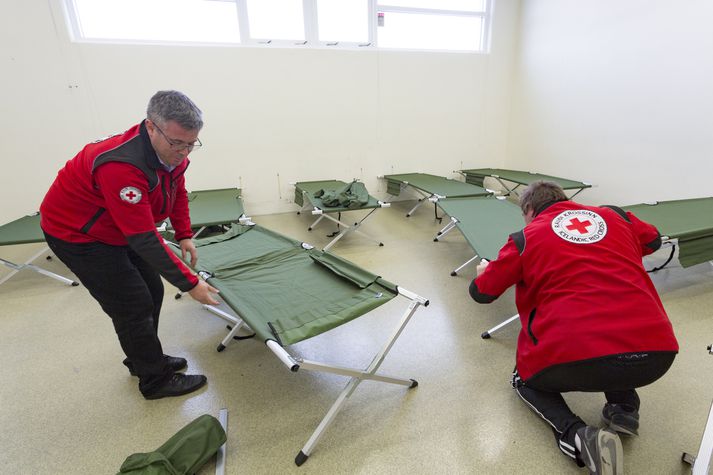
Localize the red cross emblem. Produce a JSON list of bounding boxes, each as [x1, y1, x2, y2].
[[565, 217, 592, 234], [120, 186, 142, 204]]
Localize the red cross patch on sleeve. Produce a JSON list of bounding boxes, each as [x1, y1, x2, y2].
[[119, 186, 142, 204]]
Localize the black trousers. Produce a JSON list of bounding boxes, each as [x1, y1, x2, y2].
[[44, 232, 173, 395], [513, 351, 676, 463]]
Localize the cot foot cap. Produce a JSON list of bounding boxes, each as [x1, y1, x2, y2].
[[409, 379, 418, 388], [450, 271, 457, 276], [379, 243, 384, 247], [71, 281, 80, 286], [174, 293, 182, 299], [295, 451, 309, 466], [217, 344, 226, 352], [481, 332, 491, 339]]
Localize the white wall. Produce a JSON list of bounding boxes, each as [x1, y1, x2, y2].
[[508, 0, 713, 206], [0, 0, 520, 223]]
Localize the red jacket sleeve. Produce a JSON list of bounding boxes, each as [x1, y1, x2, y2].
[[626, 211, 662, 256], [94, 162, 199, 291], [470, 237, 523, 303], [170, 174, 193, 241]]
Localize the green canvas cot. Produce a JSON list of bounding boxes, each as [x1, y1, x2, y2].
[[172, 223, 428, 466], [383, 173, 492, 219], [294, 179, 389, 251], [458, 168, 591, 199], [623, 197, 713, 268]]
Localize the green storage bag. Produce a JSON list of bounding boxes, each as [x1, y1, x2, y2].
[[118, 414, 226, 475]]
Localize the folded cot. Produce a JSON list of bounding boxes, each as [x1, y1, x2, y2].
[[293, 180, 390, 251], [175, 223, 428, 466], [459, 168, 591, 199], [0, 213, 78, 287], [383, 173, 492, 218]]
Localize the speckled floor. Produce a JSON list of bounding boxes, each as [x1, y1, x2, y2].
[[1, 200, 711, 474]]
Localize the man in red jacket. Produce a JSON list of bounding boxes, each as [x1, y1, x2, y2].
[[470, 181, 678, 474], [41, 90, 219, 400]]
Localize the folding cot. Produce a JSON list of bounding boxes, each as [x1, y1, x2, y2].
[[622, 197, 713, 269], [172, 223, 428, 465], [458, 168, 591, 199], [0, 188, 247, 289], [480, 196, 713, 339], [383, 172, 491, 218], [293, 179, 390, 251], [160, 187, 251, 238], [0, 212, 78, 287]]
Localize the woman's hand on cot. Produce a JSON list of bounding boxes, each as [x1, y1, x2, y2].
[[189, 280, 220, 305]]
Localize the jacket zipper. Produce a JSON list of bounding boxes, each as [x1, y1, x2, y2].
[[527, 308, 539, 345]]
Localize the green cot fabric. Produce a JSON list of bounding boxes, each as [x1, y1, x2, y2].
[[162, 188, 244, 235], [295, 180, 381, 212], [623, 198, 713, 268], [187, 224, 397, 345], [437, 196, 524, 261], [0, 213, 44, 246], [185, 188, 244, 227], [314, 180, 369, 209], [383, 173, 490, 198], [460, 168, 591, 191], [118, 414, 226, 475]]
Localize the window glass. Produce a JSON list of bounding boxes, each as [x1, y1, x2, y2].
[[378, 12, 483, 51], [378, 0, 485, 12], [317, 0, 369, 43], [74, 0, 240, 43], [246, 0, 305, 40]]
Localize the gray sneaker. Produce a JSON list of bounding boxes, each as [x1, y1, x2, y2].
[[576, 426, 623, 475], [602, 403, 639, 436]]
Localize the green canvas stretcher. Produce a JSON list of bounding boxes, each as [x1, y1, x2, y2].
[[177, 223, 428, 466], [623, 197, 713, 268], [294, 180, 390, 251], [383, 173, 492, 218], [458, 168, 591, 198]]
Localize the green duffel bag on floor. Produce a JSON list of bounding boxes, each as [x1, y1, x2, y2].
[[118, 414, 227, 475]]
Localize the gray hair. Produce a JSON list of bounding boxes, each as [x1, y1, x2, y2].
[[146, 90, 203, 130], [519, 180, 568, 215]]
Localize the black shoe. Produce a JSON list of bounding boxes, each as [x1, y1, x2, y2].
[[602, 403, 639, 436], [576, 426, 623, 475], [124, 355, 188, 377], [143, 373, 207, 400]]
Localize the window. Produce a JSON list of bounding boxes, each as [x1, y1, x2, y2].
[[65, 0, 491, 53], [246, 0, 304, 42], [375, 1, 489, 52], [68, 0, 241, 44], [317, 0, 369, 45]]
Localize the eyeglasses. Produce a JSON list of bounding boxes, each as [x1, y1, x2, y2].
[[153, 122, 202, 152]]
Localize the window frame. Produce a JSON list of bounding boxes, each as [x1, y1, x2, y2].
[[62, 0, 492, 53]]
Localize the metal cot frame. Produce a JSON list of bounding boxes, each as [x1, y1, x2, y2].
[[0, 213, 78, 287], [381, 173, 492, 219], [181, 234, 428, 466], [294, 180, 390, 251], [457, 168, 592, 199]]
